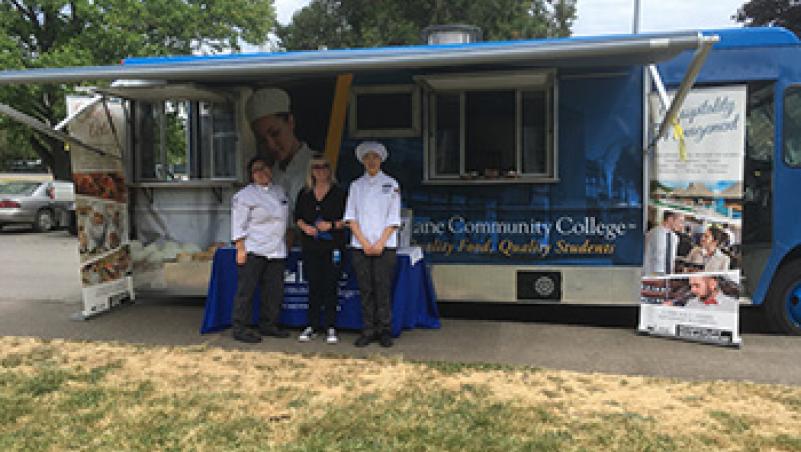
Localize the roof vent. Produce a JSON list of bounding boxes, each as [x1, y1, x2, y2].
[[422, 25, 482, 45]]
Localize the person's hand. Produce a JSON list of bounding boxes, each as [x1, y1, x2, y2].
[[236, 248, 247, 266], [316, 220, 332, 232], [364, 242, 383, 256], [302, 223, 318, 237]]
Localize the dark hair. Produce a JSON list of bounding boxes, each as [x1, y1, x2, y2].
[[273, 112, 291, 122], [663, 210, 679, 222], [246, 156, 268, 183], [707, 225, 728, 248]]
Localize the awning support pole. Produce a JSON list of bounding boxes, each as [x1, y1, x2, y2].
[[0, 102, 121, 160], [648, 64, 670, 112], [54, 95, 101, 131], [100, 96, 125, 155], [653, 34, 719, 143]]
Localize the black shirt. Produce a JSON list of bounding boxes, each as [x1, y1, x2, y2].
[[294, 184, 347, 251]]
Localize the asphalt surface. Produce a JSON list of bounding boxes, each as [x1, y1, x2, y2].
[[3, 227, 801, 386]]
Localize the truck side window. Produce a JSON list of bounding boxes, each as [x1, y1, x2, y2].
[[784, 86, 801, 167], [743, 81, 774, 247]]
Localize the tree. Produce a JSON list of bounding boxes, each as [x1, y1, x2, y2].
[[735, 0, 801, 38], [277, 0, 576, 51], [0, 0, 276, 179]]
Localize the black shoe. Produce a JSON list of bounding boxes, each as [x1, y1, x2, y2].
[[259, 326, 290, 338], [354, 334, 374, 347], [379, 331, 393, 348], [233, 329, 262, 343]]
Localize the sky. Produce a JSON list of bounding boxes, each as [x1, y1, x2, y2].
[[273, 0, 745, 35]]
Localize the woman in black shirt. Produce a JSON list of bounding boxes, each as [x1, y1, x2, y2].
[[294, 154, 347, 344]]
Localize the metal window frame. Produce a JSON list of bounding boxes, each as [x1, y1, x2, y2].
[[348, 84, 421, 138], [206, 101, 240, 180], [422, 70, 558, 184]]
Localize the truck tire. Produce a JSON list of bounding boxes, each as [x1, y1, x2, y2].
[[33, 209, 55, 233], [765, 260, 801, 335]]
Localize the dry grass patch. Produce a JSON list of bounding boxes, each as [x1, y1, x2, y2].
[[1, 336, 801, 451]]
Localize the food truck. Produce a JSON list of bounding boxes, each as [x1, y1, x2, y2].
[[2, 26, 801, 334]]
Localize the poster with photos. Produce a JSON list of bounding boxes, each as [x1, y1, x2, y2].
[[67, 95, 134, 317], [641, 85, 746, 346], [638, 272, 741, 346]]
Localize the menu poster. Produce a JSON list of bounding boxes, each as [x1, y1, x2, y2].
[[67, 95, 134, 317]]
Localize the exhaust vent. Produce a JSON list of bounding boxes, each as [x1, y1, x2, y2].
[[422, 25, 482, 45]]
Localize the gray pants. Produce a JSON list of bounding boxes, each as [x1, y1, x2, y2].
[[233, 254, 285, 333], [352, 249, 396, 336]]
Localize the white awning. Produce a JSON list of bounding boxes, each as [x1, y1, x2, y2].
[[0, 31, 715, 86]]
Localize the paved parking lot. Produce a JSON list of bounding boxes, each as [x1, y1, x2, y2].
[[3, 229, 801, 386], [0, 226, 81, 302]]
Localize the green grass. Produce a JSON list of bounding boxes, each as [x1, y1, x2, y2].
[[2, 338, 801, 451]]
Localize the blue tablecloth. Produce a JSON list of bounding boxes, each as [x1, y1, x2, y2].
[[201, 247, 440, 337]]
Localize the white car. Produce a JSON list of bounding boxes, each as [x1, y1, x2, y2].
[[0, 180, 75, 232]]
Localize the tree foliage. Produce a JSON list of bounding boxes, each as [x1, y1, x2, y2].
[[735, 0, 801, 38], [0, 0, 276, 178], [277, 0, 576, 51]]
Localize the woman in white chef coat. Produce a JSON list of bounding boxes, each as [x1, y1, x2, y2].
[[230, 156, 291, 343], [344, 141, 401, 348]]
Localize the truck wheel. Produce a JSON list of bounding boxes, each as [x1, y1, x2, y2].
[[765, 260, 801, 335], [33, 209, 54, 233]]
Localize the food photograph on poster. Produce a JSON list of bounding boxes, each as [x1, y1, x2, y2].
[[73, 171, 127, 203], [75, 199, 128, 261], [80, 245, 132, 286]]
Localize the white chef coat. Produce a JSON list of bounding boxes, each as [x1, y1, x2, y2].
[[643, 224, 678, 275], [271, 142, 314, 216], [231, 183, 289, 258], [344, 170, 402, 249]]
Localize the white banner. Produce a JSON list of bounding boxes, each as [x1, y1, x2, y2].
[[638, 272, 741, 346], [650, 85, 746, 182], [643, 85, 746, 347], [67, 95, 134, 318]]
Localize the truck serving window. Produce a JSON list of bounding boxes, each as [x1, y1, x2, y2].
[[198, 102, 238, 179], [784, 86, 801, 168], [133, 100, 237, 181], [134, 100, 189, 181], [419, 70, 556, 183]]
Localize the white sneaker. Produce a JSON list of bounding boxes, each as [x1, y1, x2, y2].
[[326, 328, 338, 344], [298, 326, 316, 342]]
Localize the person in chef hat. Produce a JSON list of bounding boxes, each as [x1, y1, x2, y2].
[[344, 141, 401, 348]]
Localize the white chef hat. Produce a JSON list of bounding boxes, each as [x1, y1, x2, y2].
[[246, 88, 291, 123], [355, 141, 388, 162]]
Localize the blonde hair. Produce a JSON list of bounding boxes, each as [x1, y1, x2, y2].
[[305, 154, 336, 189]]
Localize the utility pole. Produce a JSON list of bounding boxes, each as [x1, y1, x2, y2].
[[633, 0, 641, 34]]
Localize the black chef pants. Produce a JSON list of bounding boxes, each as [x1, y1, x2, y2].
[[351, 248, 396, 337], [232, 254, 285, 333]]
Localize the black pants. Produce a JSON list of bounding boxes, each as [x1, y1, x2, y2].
[[351, 248, 396, 337], [232, 254, 285, 333], [303, 247, 342, 330]]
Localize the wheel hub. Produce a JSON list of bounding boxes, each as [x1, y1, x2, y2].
[[786, 284, 801, 327]]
